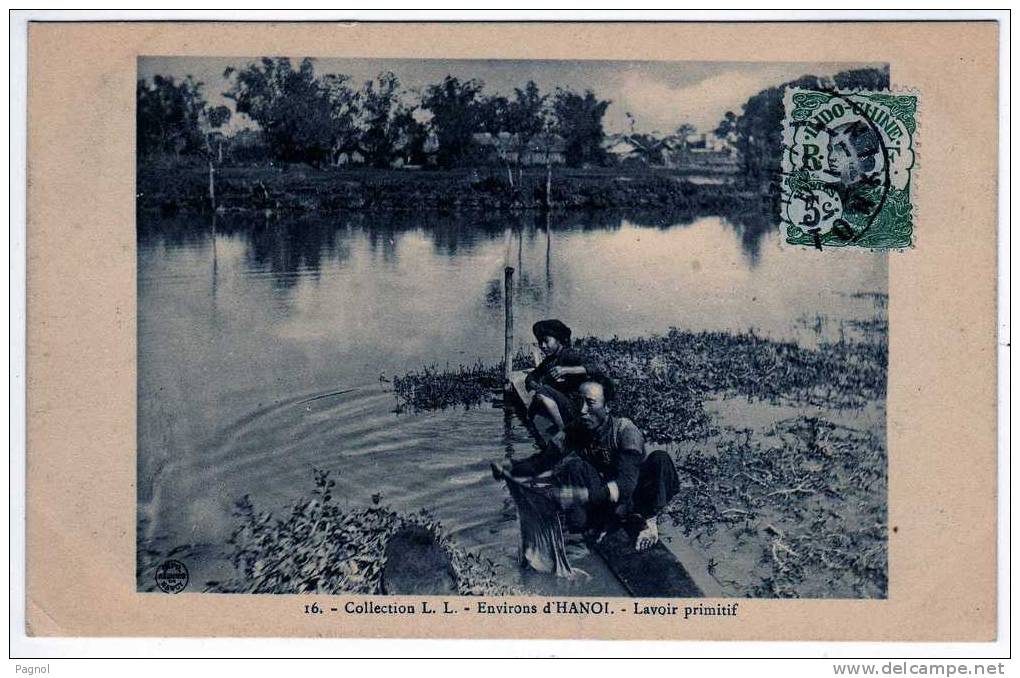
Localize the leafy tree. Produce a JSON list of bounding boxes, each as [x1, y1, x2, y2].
[[475, 94, 510, 135], [552, 88, 611, 167], [320, 73, 361, 162], [834, 66, 891, 91], [421, 75, 486, 167], [628, 133, 667, 165], [223, 57, 334, 166], [675, 122, 697, 140], [714, 111, 738, 140], [204, 105, 232, 130], [137, 75, 210, 158], [357, 71, 418, 167], [736, 75, 827, 188], [390, 107, 429, 166], [506, 81, 547, 139]]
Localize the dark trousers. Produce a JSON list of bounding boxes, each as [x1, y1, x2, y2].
[[553, 450, 680, 533], [528, 384, 578, 426]]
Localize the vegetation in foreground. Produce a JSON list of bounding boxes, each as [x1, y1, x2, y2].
[[390, 353, 532, 414], [206, 470, 514, 595]]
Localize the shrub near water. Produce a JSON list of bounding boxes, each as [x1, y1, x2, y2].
[[209, 469, 513, 595]]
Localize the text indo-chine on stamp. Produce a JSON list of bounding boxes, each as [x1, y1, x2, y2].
[[781, 88, 918, 250]]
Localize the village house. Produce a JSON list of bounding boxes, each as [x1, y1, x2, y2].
[[520, 132, 566, 166], [602, 131, 738, 171], [670, 133, 739, 171], [224, 128, 269, 163], [602, 134, 642, 164], [334, 148, 366, 166], [470, 131, 566, 166]]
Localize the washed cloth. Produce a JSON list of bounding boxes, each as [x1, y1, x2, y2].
[[502, 476, 574, 577]]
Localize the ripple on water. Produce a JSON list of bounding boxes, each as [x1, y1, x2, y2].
[[144, 382, 625, 594]]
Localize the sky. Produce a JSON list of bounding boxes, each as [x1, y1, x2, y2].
[[138, 57, 883, 136]]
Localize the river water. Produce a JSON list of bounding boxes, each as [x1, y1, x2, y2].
[[137, 209, 887, 593]]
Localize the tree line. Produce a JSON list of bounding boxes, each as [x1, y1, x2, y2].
[[713, 66, 890, 189], [137, 59, 889, 185], [137, 57, 613, 169]]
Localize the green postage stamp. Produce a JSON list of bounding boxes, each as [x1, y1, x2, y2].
[[781, 88, 918, 249]]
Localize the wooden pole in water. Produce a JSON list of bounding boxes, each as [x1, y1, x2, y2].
[[504, 227, 513, 267], [545, 162, 552, 209], [545, 210, 552, 292], [504, 266, 514, 387], [208, 159, 216, 211]]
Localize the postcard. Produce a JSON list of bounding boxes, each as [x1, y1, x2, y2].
[[23, 20, 999, 641]]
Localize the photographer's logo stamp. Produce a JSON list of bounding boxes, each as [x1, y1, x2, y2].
[[782, 88, 918, 249], [155, 559, 190, 594]]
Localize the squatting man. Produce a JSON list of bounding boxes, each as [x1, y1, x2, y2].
[[496, 373, 680, 551]]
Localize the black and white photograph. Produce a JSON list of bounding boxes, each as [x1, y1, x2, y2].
[[133, 56, 894, 600]]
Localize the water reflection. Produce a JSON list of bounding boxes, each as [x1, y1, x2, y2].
[[141, 203, 777, 277], [139, 206, 875, 368], [722, 205, 776, 267]]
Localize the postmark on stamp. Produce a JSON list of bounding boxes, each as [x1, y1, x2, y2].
[[781, 88, 918, 249]]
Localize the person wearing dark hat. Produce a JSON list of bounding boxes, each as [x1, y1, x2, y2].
[[503, 373, 680, 552], [524, 319, 596, 433]]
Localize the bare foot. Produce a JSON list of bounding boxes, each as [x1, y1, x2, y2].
[[635, 518, 658, 551]]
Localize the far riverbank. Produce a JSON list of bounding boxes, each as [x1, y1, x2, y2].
[[137, 162, 761, 215]]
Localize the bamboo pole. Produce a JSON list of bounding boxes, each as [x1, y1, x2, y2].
[[504, 266, 515, 387], [504, 227, 513, 267], [545, 210, 552, 292], [545, 163, 552, 209], [208, 159, 216, 211], [517, 228, 523, 284]]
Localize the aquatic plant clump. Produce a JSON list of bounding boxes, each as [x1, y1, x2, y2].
[[208, 470, 514, 596], [391, 353, 533, 413], [575, 328, 886, 441], [392, 328, 887, 442], [666, 416, 887, 598]]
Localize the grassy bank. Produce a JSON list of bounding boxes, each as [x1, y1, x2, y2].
[[137, 162, 753, 214]]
